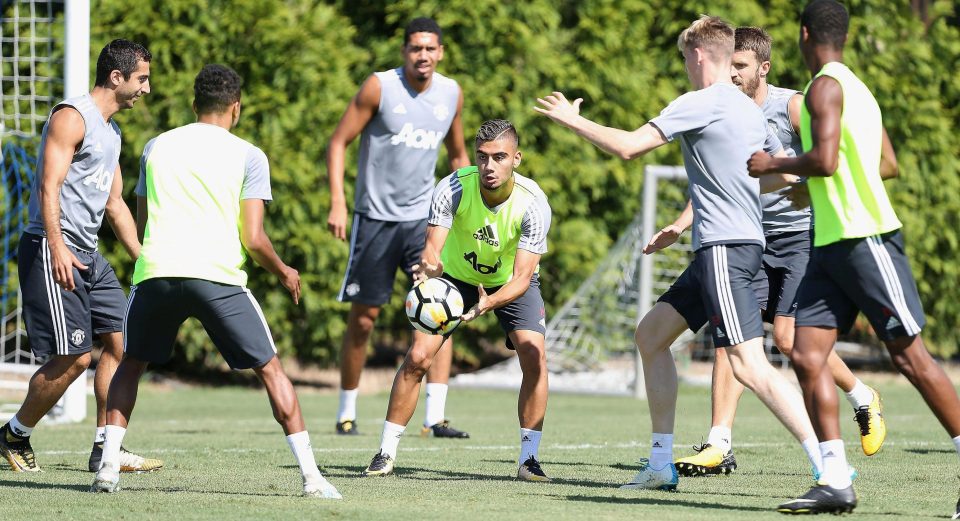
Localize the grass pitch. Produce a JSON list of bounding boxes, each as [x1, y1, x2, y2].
[[0, 376, 956, 520]]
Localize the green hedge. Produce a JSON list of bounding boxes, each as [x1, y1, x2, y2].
[[76, 0, 960, 364]]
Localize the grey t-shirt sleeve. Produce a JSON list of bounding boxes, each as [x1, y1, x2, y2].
[[427, 174, 463, 229], [518, 194, 552, 254], [240, 146, 273, 201], [648, 90, 716, 142], [135, 137, 157, 197]]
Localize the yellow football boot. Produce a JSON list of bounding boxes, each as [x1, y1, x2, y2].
[[675, 443, 737, 477], [853, 387, 886, 456]]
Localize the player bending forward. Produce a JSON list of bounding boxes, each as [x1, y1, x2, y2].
[[363, 119, 553, 481]]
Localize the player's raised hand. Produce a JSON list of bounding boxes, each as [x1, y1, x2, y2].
[[534, 91, 584, 128], [49, 242, 87, 291], [747, 151, 775, 177], [327, 201, 348, 241], [643, 224, 683, 255], [280, 265, 301, 304], [461, 284, 489, 322], [412, 260, 444, 285]]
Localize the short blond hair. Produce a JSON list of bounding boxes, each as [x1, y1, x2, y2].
[[677, 15, 735, 60]]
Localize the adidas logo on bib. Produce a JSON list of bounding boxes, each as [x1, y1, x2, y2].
[[473, 224, 499, 247]]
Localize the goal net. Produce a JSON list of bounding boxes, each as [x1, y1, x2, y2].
[[1, 0, 88, 423], [452, 165, 788, 397]]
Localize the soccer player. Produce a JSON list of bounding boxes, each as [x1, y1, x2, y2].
[[362, 119, 553, 481], [536, 15, 826, 492], [89, 64, 341, 499], [667, 26, 885, 477], [0, 39, 162, 474], [326, 16, 471, 437], [747, 1, 960, 514]]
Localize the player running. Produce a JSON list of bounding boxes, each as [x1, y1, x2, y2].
[[362, 119, 553, 482], [669, 26, 885, 478], [0, 39, 162, 474], [748, 1, 960, 514], [536, 15, 827, 492], [90, 64, 341, 499], [326, 17, 471, 438]]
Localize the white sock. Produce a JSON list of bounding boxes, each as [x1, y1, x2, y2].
[[707, 426, 732, 453], [94, 427, 106, 444], [519, 428, 542, 465], [337, 388, 359, 423], [101, 425, 127, 472], [844, 379, 874, 409], [819, 439, 852, 488], [649, 433, 674, 469], [379, 421, 406, 459], [286, 430, 322, 481], [952, 435, 960, 460], [8, 415, 33, 438], [423, 383, 448, 428], [802, 437, 823, 475]]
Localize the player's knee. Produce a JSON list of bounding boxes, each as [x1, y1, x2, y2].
[[787, 346, 822, 377], [773, 334, 794, 356], [352, 314, 376, 337], [634, 327, 665, 358], [728, 357, 760, 389], [403, 348, 432, 379], [888, 344, 924, 381], [52, 352, 92, 376], [516, 341, 546, 370]]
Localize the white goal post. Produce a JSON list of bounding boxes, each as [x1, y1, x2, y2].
[[1, 0, 89, 424]]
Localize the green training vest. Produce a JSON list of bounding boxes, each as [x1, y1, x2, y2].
[[800, 62, 901, 247], [441, 167, 538, 287]]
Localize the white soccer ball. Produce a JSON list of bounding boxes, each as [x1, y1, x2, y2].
[[405, 278, 464, 335]]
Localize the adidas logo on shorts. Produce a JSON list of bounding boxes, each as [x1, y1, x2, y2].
[[886, 316, 902, 331]]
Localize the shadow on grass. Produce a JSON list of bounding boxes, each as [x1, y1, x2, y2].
[[562, 493, 772, 512], [904, 448, 954, 455], [479, 458, 621, 469], [561, 492, 948, 518], [317, 463, 619, 489], [318, 463, 802, 497], [0, 478, 302, 498], [0, 479, 89, 492], [40, 464, 91, 474]]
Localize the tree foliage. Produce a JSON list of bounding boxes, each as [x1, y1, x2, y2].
[[80, 0, 960, 366]]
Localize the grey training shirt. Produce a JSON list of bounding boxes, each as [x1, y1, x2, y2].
[[650, 82, 782, 250], [25, 94, 123, 251], [760, 84, 811, 234], [354, 67, 460, 222]]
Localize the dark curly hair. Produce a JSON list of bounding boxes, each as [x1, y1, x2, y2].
[[801, 0, 849, 49], [94, 39, 151, 87], [193, 64, 243, 115], [475, 119, 519, 148], [404, 17, 442, 45]]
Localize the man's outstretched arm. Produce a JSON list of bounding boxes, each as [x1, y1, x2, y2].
[[535, 91, 667, 160]]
